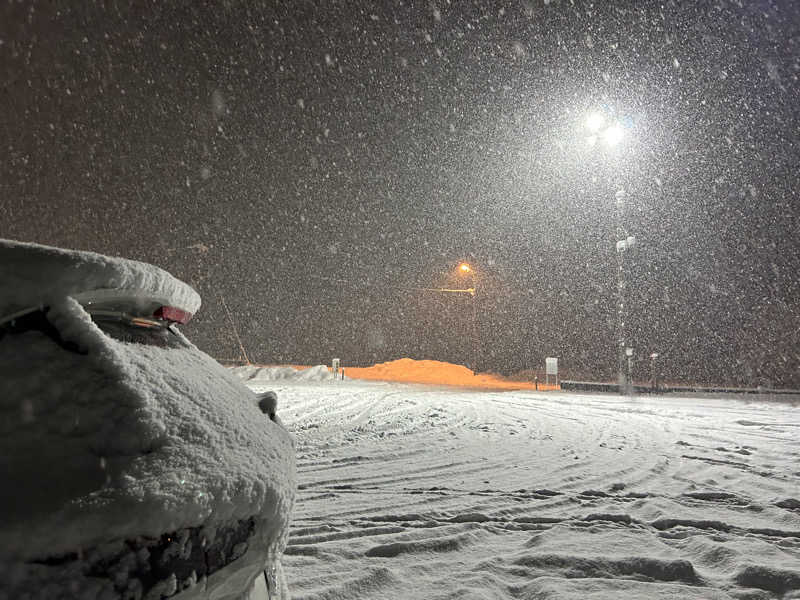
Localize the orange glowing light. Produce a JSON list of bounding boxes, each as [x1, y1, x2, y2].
[[459, 263, 472, 273]]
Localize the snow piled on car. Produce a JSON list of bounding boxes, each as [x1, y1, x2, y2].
[[0, 240, 295, 599], [1, 306, 295, 560], [0, 238, 201, 317]]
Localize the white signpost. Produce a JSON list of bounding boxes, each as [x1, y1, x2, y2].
[[545, 357, 558, 386], [332, 358, 340, 380]]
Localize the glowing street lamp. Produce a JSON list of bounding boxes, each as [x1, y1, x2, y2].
[[457, 263, 476, 296], [586, 111, 606, 132], [603, 124, 624, 147], [585, 112, 624, 147]]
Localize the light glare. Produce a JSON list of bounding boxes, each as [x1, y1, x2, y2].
[[586, 112, 606, 132], [603, 125, 624, 146]]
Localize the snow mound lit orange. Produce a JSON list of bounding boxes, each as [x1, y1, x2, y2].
[[343, 358, 555, 391]]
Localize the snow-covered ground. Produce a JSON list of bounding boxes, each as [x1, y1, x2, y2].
[[246, 376, 800, 599]]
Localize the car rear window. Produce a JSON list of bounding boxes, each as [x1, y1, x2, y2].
[[91, 316, 190, 349]]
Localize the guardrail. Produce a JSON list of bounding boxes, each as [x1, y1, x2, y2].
[[560, 380, 800, 395]]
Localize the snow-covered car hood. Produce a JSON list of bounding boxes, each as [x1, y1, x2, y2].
[[0, 240, 295, 598]]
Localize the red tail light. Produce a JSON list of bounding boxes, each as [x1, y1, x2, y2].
[[153, 306, 193, 324]]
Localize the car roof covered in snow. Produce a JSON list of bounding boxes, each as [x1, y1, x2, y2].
[[0, 238, 200, 316]]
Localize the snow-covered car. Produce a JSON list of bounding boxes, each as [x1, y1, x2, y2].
[[0, 239, 295, 600]]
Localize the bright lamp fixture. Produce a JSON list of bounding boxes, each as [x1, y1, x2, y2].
[[586, 112, 606, 132], [602, 124, 624, 146]]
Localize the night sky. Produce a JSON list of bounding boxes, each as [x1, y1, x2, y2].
[[2, 1, 799, 387]]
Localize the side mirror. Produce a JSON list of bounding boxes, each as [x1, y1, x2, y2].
[[257, 391, 278, 421]]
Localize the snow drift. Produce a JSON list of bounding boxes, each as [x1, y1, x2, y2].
[[232, 358, 548, 390], [338, 358, 545, 390], [232, 364, 334, 382]]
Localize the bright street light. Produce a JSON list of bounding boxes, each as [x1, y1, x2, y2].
[[585, 112, 624, 147], [586, 112, 606, 132], [602, 124, 624, 146]]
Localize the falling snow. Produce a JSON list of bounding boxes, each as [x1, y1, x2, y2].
[[1, 3, 800, 592], [2, 1, 788, 386]]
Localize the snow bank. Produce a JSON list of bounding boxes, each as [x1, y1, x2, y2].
[[232, 364, 334, 382], [233, 359, 548, 390], [344, 358, 541, 390], [0, 238, 201, 317]]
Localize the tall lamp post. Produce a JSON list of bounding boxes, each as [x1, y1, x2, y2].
[[585, 110, 635, 393], [417, 263, 479, 372], [458, 263, 478, 372]]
